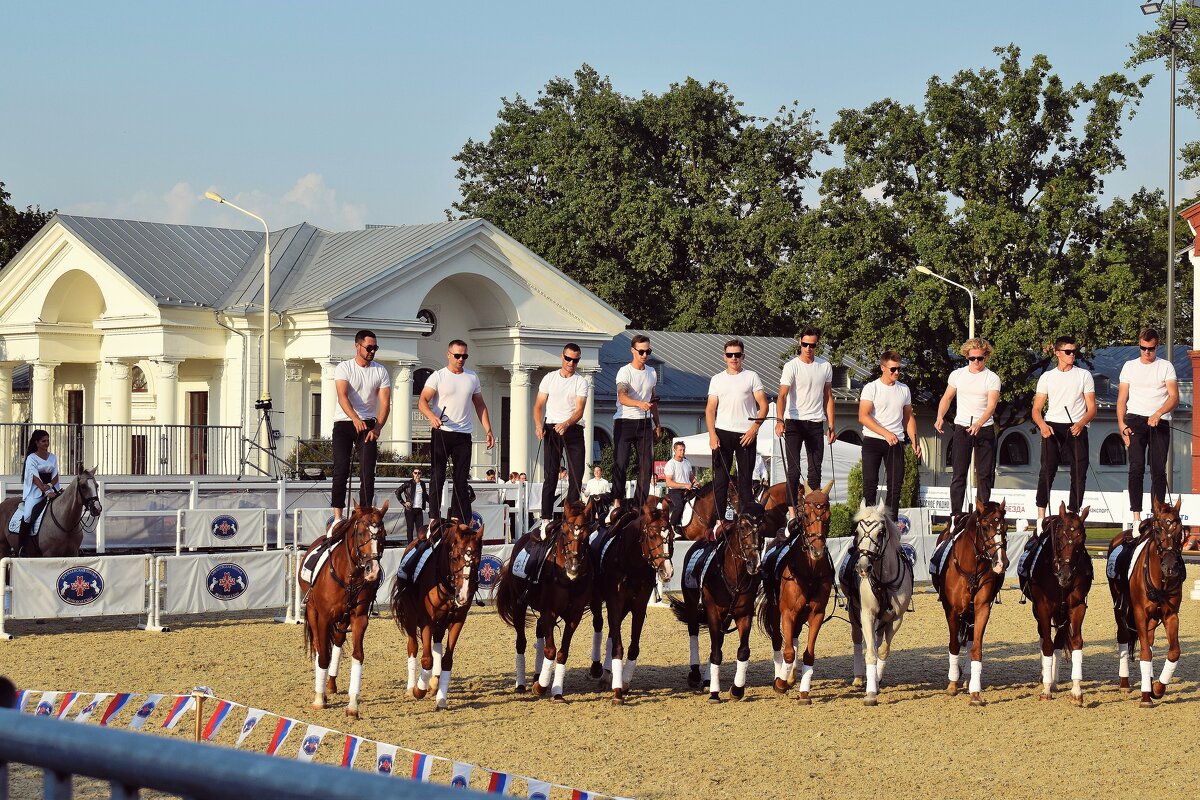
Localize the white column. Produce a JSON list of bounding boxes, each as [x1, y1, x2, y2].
[[283, 360, 305, 448], [152, 359, 181, 426], [31, 361, 59, 424], [390, 362, 414, 457], [320, 359, 339, 438], [582, 367, 598, 466], [107, 360, 132, 425], [0, 362, 13, 424], [509, 365, 532, 479]]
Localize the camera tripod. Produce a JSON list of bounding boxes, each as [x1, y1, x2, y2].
[[239, 399, 292, 480]]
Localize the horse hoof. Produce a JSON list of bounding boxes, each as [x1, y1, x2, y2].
[[772, 679, 788, 695], [412, 687, 428, 700], [707, 692, 721, 704], [429, 676, 440, 692], [589, 662, 603, 679], [532, 682, 546, 696], [514, 684, 527, 694], [552, 694, 566, 703], [863, 694, 877, 707], [946, 682, 958, 697], [346, 708, 359, 719], [730, 685, 745, 701], [612, 691, 624, 706], [851, 677, 864, 688], [1038, 692, 1053, 702], [969, 693, 985, 707], [1152, 681, 1167, 700], [311, 700, 326, 711], [1140, 693, 1155, 708], [1119, 677, 1131, 690], [435, 700, 448, 711], [1070, 693, 1083, 708], [798, 692, 812, 705], [687, 673, 702, 689]]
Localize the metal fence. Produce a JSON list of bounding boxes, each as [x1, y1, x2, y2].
[[0, 423, 242, 477]]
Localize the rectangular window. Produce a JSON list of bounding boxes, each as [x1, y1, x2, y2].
[[311, 393, 321, 438]]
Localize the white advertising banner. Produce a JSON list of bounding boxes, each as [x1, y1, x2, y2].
[[377, 543, 513, 604], [8, 555, 150, 619], [918, 486, 1200, 526], [178, 508, 267, 551], [294, 508, 336, 548], [160, 550, 288, 615]]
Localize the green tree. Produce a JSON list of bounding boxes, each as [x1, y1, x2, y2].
[[1, 181, 53, 270], [1129, 4, 1200, 180]]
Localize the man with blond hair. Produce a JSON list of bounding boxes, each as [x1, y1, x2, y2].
[[934, 338, 1001, 516]]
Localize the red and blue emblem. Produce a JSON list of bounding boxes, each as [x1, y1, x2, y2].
[[376, 754, 394, 774], [57, 566, 103, 606], [302, 734, 321, 756], [34, 700, 54, 716], [469, 512, 484, 532], [207, 563, 249, 600], [451, 775, 469, 788], [211, 515, 239, 540], [896, 514, 911, 536], [477, 555, 502, 589], [899, 542, 917, 566]]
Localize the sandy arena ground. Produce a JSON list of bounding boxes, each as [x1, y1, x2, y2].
[[2, 577, 1197, 800]]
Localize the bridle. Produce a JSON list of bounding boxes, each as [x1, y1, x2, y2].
[[952, 503, 1007, 595], [1046, 511, 1084, 590], [719, 511, 762, 595], [796, 493, 830, 559], [1142, 507, 1185, 604], [48, 472, 104, 537], [343, 513, 384, 578], [432, 523, 482, 609], [854, 511, 907, 610], [554, 515, 591, 581], [638, 513, 672, 577]]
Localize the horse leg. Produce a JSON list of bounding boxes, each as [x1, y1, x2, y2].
[[513, 601, 528, 693], [1137, 609, 1156, 708], [327, 628, 345, 696], [1152, 611, 1180, 701], [406, 630, 419, 697], [534, 612, 556, 697], [608, 599, 628, 705], [685, 587, 703, 689], [862, 602, 880, 706], [553, 614, 582, 702], [413, 625, 434, 700], [589, 596, 605, 679], [1067, 601, 1085, 706], [967, 598, 993, 706], [1033, 604, 1056, 701], [730, 613, 752, 702], [705, 598, 725, 704], [848, 609, 865, 689], [775, 601, 795, 695], [435, 620, 465, 711], [797, 605, 823, 705], [945, 605, 963, 696], [345, 611, 369, 719], [310, 610, 331, 710], [430, 636, 444, 692], [624, 590, 650, 696]]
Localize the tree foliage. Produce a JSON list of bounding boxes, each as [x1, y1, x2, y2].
[[0, 181, 53, 271], [1129, 4, 1200, 179]]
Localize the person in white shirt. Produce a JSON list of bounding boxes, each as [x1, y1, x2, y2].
[[583, 465, 612, 499], [531, 343, 589, 537], [663, 441, 697, 535], [330, 329, 392, 534], [934, 338, 1001, 516], [611, 335, 661, 513], [706, 339, 769, 536], [16, 428, 61, 557], [1116, 327, 1179, 529], [858, 351, 921, 521], [775, 326, 835, 502], [1032, 335, 1096, 522], [419, 339, 495, 524]]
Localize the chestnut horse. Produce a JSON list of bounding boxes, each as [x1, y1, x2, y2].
[[933, 498, 1008, 706], [390, 517, 484, 710], [1107, 496, 1185, 707], [299, 501, 388, 718], [759, 483, 833, 704], [677, 482, 739, 541], [672, 505, 764, 702], [760, 480, 798, 540], [1027, 503, 1091, 705], [495, 497, 597, 700], [0, 467, 102, 558]]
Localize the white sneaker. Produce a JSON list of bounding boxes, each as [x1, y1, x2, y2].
[[326, 520, 340, 538], [537, 519, 551, 541]]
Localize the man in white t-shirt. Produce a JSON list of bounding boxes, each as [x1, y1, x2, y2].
[[663, 440, 697, 536], [330, 329, 392, 534], [858, 350, 921, 521], [706, 339, 769, 536], [419, 339, 495, 524], [611, 334, 661, 514], [584, 465, 612, 499], [531, 343, 589, 538], [775, 326, 835, 503], [1032, 335, 1096, 522], [934, 337, 1001, 515], [1117, 327, 1179, 529]]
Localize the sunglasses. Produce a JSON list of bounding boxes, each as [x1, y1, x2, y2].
[[360, 345, 379, 353], [634, 348, 652, 356], [1139, 345, 1157, 353], [886, 366, 900, 374], [563, 355, 580, 364], [725, 352, 744, 359], [800, 342, 818, 349], [1058, 349, 1076, 356], [967, 356, 985, 362], [450, 353, 469, 361]]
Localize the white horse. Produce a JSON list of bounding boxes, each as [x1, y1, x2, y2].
[[841, 500, 914, 706]]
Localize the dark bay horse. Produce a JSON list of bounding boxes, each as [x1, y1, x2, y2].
[[933, 498, 1008, 706], [590, 497, 674, 704], [299, 501, 388, 718], [760, 480, 799, 540], [759, 484, 833, 704], [0, 467, 102, 558], [1027, 503, 1091, 705], [391, 517, 484, 710], [672, 505, 764, 703], [1107, 497, 1185, 707], [677, 482, 739, 541], [496, 497, 597, 700]]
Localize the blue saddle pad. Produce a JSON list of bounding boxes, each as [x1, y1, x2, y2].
[[928, 535, 956, 580], [682, 540, 721, 591], [397, 539, 437, 584], [1107, 541, 1134, 582]]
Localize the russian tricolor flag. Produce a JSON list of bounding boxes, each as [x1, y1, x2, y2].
[[98, 693, 132, 726], [569, 791, 591, 800], [266, 718, 295, 756], [54, 692, 79, 719], [411, 752, 433, 782], [487, 770, 512, 794], [201, 700, 232, 741], [341, 735, 361, 768], [14, 689, 30, 713], [160, 695, 195, 729]]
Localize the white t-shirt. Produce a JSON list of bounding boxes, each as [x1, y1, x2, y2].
[[861, 379, 912, 440], [663, 457, 694, 487], [584, 477, 612, 497], [780, 357, 832, 421], [424, 368, 482, 433], [23, 452, 61, 505], [948, 366, 1001, 427], [753, 455, 768, 481], [537, 370, 589, 425], [613, 363, 657, 420], [708, 369, 765, 433], [333, 359, 391, 422], [1035, 367, 1095, 425], [1120, 357, 1177, 419]]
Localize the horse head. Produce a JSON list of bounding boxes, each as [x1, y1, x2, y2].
[[1049, 502, 1088, 590], [347, 500, 389, 583], [75, 466, 102, 517], [794, 481, 832, 559], [853, 499, 891, 578], [729, 503, 764, 576], [973, 497, 1009, 575], [638, 504, 674, 583], [557, 500, 592, 581], [1148, 496, 1185, 584], [444, 517, 484, 608]]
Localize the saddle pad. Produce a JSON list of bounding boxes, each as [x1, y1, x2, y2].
[[837, 548, 855, 591], [299, 539, 335, 584], [511, 537, 552, 582], [1125, 539, 1149, 583], [762, 538, 795, 585], [398, 539, 438, 583], [7, 502, 50, 537], [928, 531, 960, 579], [1016, 536, 1044, 584], [680, 499, 694, 528], [682, 540, 721, 591]]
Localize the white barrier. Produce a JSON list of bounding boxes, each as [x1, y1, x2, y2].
[[175, 508, 268, 554], [917, 485, 1200, 526], [0, 555, 153, 639], [151, 550, 290, 631]]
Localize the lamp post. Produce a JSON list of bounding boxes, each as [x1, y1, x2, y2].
[[914, 266, 976, 341]]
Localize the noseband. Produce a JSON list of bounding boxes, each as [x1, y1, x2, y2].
[[639, 516, 672, 572], [797, 496, 830, 558], [345, 517, 384, 577], [1143, 511, 1185, 602]]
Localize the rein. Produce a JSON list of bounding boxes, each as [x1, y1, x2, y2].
[[1140, 517, 1184, 606], [950, 512, 1004, 598]]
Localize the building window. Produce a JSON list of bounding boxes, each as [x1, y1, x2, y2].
[[1100, 433, 1127, 466], [999, 432, 1030, 467], [311, 393, 321, 438], [131, 366, 148, 393], [413, 368, 434, 396]]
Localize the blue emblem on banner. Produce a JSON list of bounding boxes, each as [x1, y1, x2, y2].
[[896, 515, 911, 536], [899, 542, 917, 566], [136, 701, 156, 719], [451, 775, 468, 788], [207, 563, 249, 601], [35, 700, 53, 715], [211, 515, 239, 539], [57, 567, 104, 606], [530, 793, 548, 800], [302, 735, 321, 756], [470, 512, 484, 532], [477, 554, 502, 589], [377, 754, 393, 774]]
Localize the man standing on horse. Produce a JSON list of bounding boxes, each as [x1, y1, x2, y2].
[[532, 343, 589, 539], [934, 337, 1001, 516], [419, 339, 495, 525], [16, 429, 61, 557], [329, 330, 392, 536], [663, 440, 698, 538], [610, 334, 660, 517], [1032, 336, 1096, 525], [706, 339, 769, 537], [858, 351, 921, 522], [1117, 327, 1178, 531], [775, 327, 835, 505]]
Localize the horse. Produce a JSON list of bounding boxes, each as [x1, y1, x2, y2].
[[589, 496, 674, 704], [390, 516, 484, 710], [298, 501, 388, 719], [676, 481, 739, 541], [671, 505, 764, 703], [759, 482, 834, 704], [495, 496, 597, 700], [932, 498, 1008, 706], [1023, 502, 1092, 705], [0, 467, 102, 558], [1106, 496, 1185, 708], [760, 480, 798, 540], [841, 499, 913, 706]]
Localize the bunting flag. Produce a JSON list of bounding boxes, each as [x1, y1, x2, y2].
[[33, 692, 59, 716], [160, 695, 195, 729], [487, 770, 512, 795], [235, 708, 267, 748], [128, 694, 165, 730], [14, 689, 30, 713], [201, 700, 233, 741], [570, 791, 591, 800], [527, 779, 551, 800], [74, 693, 111, 724], [341, 735, 362, 769], [265, 718, 296, 756], [54, 692, 80, 719], [450, 762, 474, 789], [98, 693, 132, 726], [375, 743, 397, 776], [411, 752, 434, 782], [296, 725, 329, 763]]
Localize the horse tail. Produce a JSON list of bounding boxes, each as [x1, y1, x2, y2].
[[757, 592, 779, 641], [668, 594, 709, 629], [390, 573, 412, 632], [494, 559, 523, 629]]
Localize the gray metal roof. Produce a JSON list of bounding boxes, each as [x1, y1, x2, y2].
[[216, 223, 325, 310]]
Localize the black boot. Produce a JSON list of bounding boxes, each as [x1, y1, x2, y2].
[[16, 519, 33, 558]]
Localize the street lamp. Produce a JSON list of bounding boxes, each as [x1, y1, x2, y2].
[[913, 265, 976, 340]]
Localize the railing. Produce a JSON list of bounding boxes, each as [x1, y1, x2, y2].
[[0, 423, 242, 477], [289, 437, 498, 479], [0, 707, 478, 799]]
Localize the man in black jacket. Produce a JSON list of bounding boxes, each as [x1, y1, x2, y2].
[[395, 469, 429, 542]]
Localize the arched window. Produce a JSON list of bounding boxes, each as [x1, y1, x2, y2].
[[413, 368, 433, 396], [836, 429, 862, 445], [1100, 433, 1127, 466], [998, 432, 1030, 467], [131, 365, 148, 393]]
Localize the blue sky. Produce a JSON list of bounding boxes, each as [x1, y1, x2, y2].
[[2, 0, 1195, 231]]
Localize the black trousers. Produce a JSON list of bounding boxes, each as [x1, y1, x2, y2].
[[1036, 422, 1089, 512], [541, 423, 585, 518], [668, 488, 687, 527], [331, 418, 378, 511], [612, 417, 655, 506], [948, 424, 997, 514], [712, 428, 755, 526], [862, 436, 906, 521], [783, 419, 825, 497], [430, 428, 473, 521], [403, 508, 424, 541], [1126, 414, 1170, 512]]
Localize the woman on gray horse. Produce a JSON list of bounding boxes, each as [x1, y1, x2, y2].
[[18, 429, 61, 557]]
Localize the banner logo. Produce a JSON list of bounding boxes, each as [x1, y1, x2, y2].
[[135, 701, 156, 719], [211, 515, 239, 539], [207, 563, 249, 601], [451, 776, 469, 788], [477, 555, 502, 589], [302, 735, 321, 756], [35, 700, 54, 715], [377, 754, 393, 774], [57, 567, 104, 606], [899, 543, 917, 565], [469, 512, 484, 532], [896, 515, 911, 536]]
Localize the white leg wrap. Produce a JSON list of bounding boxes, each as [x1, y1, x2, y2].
[[772, 650, 784, 681], [708, 662, 720, 693], [348, 658, 363, 700], [1071, 649, 1083, 682], [865, 662, 878, 695], [314, 658, 328, 695], [552, 663, 566, 695], [432, 643, 444, 678], [328, 645, 343, 678], [436, 670, 451, 705], [948, 651, 961, 682], [1050, 651, 1059, 687], [689, 636, 701, 667], [591, 630, 602, 662], [1119, 647, 1130, 679], [538, 656, 554, 689], [623, 658, 637, 687], [611, 658, 624, 690], [1158, 658, 1178, 686], [418, 667, 431, 692], [798, 663, 814, 693], [786, 657, 798, 682], [1140, 660, 1153, 693], [734, 659, 749, 688], [875, 658, 886, 684], [1041, 654, 1053, 688], [534, 637, 545, 675], [515, 654, 526, 687], [407, 656, 418, 690], [968, 660, 982, 694]]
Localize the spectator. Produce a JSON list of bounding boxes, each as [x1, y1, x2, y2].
[[584, 465, 612, 499]]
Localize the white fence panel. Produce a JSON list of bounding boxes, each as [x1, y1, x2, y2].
[[158, 550, 289, 618], [2, 555, 151, 632], [176, 508, 267, 553]]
